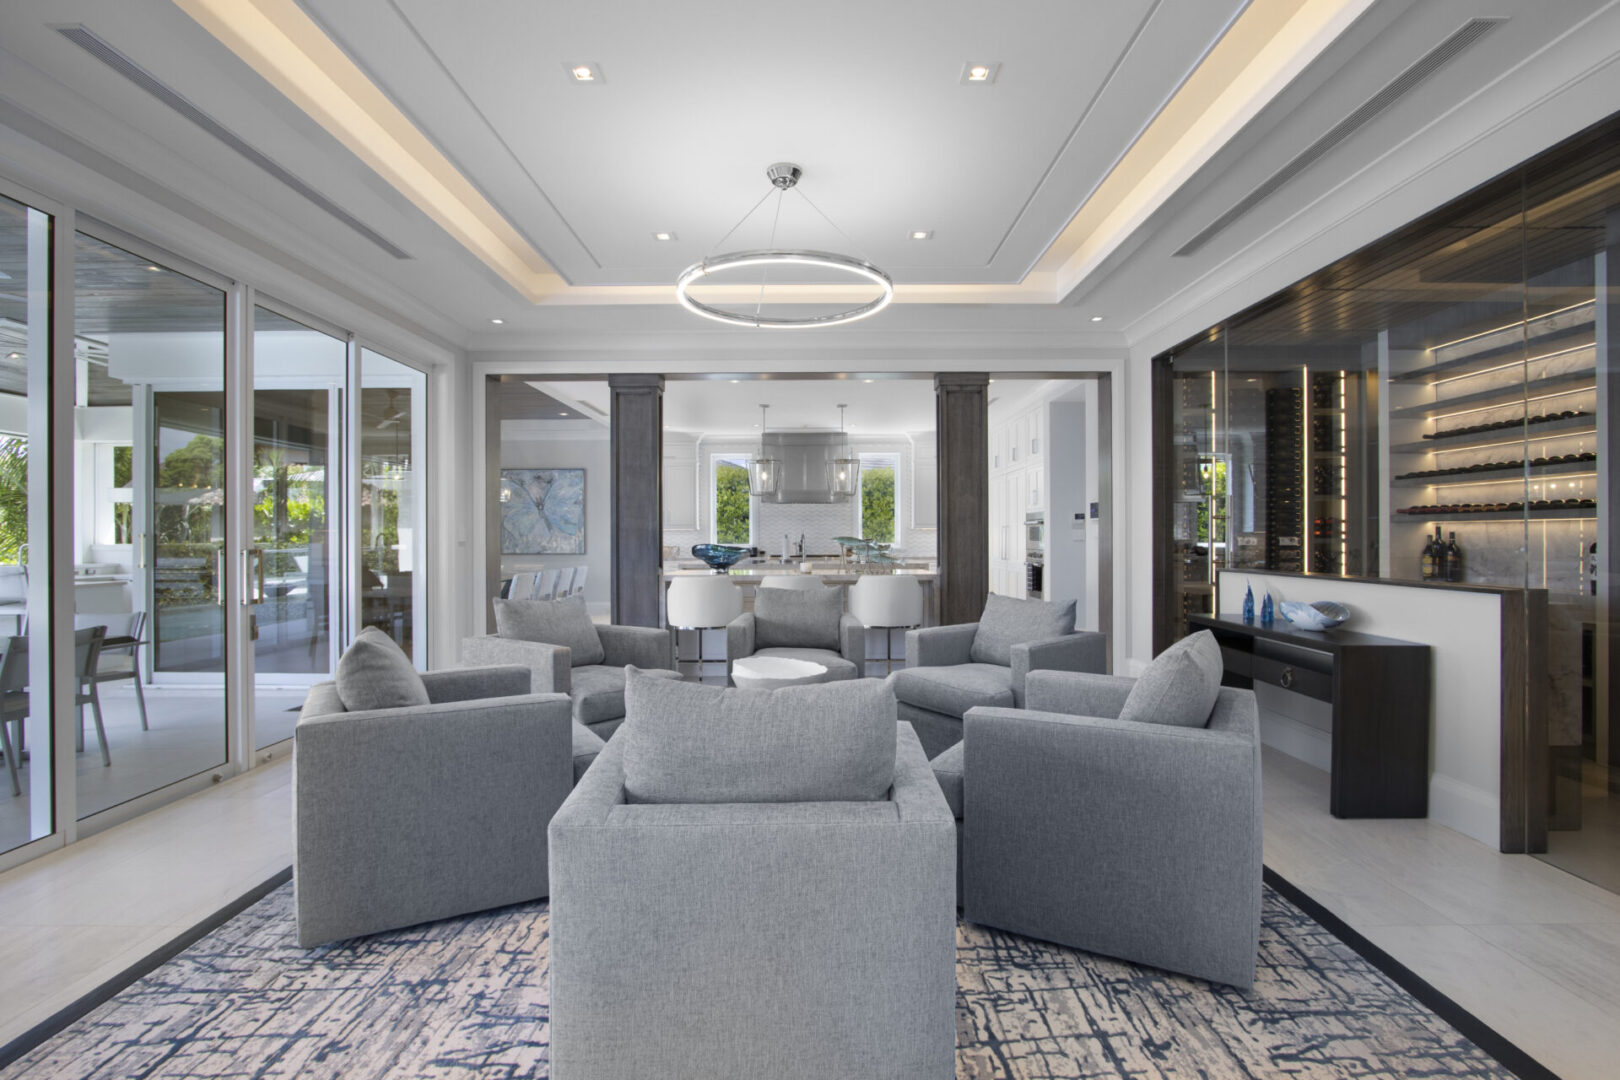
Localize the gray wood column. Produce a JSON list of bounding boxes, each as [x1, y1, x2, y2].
[[609, 374, 665, 626], [934, 373, 989, 625]]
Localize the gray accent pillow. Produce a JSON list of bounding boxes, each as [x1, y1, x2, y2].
[[1118, 629, 1224, 728], [753, 585, 842, 651], [334, 626, 429, 712], [969, 593, 1077, 666], [493, 596, 605, 667], [620, 667, 896, 804]]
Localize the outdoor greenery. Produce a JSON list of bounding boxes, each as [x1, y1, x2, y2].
[[714, 461, 750, 545], [0, 437, 26, 564], [156, 434, 224, 545], [860, 465, 895, 544]]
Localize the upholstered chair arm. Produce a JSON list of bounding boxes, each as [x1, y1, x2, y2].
[[905, 622, 978, 668], [419, 665, 531, 704], [598, 624, 675, 671], [460, 635, 571, 695], [1022, 670, 1135, 720], [726, 612, 756, 674], [960, 696, 1262, 987], [1009, 631, 1108, 705], [839, 612, 866, 665]]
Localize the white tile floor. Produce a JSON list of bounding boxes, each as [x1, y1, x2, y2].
[[2, 734, 1618, 1077], [0, 756, 291, 1049], [1264, 747, 1620, 1080]]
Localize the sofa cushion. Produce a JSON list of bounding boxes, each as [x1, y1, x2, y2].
[[620, 668, 896, 804], [888, 663, 1013, 719], [753, 647, 859, 681], [493, 596, 604, 667], [1117, 629, 1223, 729], [570, 664, 680, 725], [334, 626, 429, 712], [969, 594, 1077, 666], [930, 741, 964, 819], [753, 585, 842, 651]]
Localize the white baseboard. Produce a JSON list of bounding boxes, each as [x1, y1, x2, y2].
[[1428, 774, 1500, 849], [1258, 709, 1333, 773]]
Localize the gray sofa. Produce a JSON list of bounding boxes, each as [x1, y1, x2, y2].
[[294, 664, 601, 947], [934, 667, 1263, 988], [548, 679, 956, 1079], [462, 623, 676, 739], [725, 584, 865, 682], [890, 596, 1107, 759]]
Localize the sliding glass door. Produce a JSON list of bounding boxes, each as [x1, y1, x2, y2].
[[73, 232, 229, 820], [0, 193, 54, 855], [251, 307, 346, 747]]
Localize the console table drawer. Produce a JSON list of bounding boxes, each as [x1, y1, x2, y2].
[[1249, 655, 1333, 703]]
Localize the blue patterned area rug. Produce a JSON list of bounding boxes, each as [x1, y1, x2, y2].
[[4, 884, 1515, 1080]]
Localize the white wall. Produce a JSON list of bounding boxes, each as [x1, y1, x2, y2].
[[1218, 571, 1504, 847], [499, 419, 610, 615]]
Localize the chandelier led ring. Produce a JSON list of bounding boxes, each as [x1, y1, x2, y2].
[[675, 250, 894, 329]]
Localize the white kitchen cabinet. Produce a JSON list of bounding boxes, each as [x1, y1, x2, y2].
[[1027, 464, 1045, 513], [989, 423, 1008, 474], [1027, 408, 1044, 461], [912, 449, 938, 529], [661, 460, 697, 529], [1009, 416, 1025, 466]]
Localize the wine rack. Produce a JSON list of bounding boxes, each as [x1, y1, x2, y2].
[[1306, 370, 1345, 575], [1264, 387, 1303, 573]]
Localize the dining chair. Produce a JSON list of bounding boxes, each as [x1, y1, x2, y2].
[[569, 565, 588, 597], [507, 571, 539, 600], [85, 611, 149, 732], [757, 575, 825, 591], [552, 567, 576, 601], [534, 568, 561, 601]]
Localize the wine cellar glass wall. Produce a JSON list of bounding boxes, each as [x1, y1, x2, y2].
[[1156, 111, 1619, 890]]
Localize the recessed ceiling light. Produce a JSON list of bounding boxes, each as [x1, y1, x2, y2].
[[558, 411, 568, 416], [146, 265, 161, 272], [1090, 315, 1103, 322], [566, 62, 603, 83], [909, 230, 932, 241], [961, 61, 1000, 85], [729, 379, 740, 383], [863, 379, 874, 383], [5, 353, 18, 360], [490, 317, 505, 325], [654, 231, 676, 242]]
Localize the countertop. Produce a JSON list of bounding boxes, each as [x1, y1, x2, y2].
[[662, 565, 937, 582]]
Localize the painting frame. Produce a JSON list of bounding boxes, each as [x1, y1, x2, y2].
[[500, 468, 586, 555]]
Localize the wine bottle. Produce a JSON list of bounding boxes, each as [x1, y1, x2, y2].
[[1420, 531, 1436, 580], [1445, 532, 1463, 583], [1433, 526, 1448, 581]]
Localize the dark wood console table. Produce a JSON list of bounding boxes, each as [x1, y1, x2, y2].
[[1188, 614, 1432, 818]]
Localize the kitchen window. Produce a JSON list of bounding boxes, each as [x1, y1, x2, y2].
[[858, 452, 900, 544], [712, 454, 751, 545]]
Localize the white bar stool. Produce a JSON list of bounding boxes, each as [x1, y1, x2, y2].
[[757, 575, 825, 590], [666, 576, 743, 680], [849, 576, 924, 675]]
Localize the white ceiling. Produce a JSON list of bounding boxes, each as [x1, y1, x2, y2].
[[0, 0, 1613, 352]]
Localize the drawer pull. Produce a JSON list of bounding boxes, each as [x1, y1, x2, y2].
[[1280, 666, 1295, 689]]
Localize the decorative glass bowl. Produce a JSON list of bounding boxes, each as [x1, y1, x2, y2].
[[691, 544, 749, 573], [1278, 600, 1351, 631]]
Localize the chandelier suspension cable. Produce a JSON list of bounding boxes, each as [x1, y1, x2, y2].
[[794, 186, 874, 263], [705, 186, 777, 259], [755, 188, 786, 319]]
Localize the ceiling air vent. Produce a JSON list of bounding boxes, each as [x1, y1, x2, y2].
[[1174, 17, 1505, 257], [57, 24, 412, 260]]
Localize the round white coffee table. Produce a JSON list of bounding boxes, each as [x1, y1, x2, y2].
[[731, 656, 829, 690]]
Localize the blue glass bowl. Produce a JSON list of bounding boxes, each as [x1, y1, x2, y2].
[[692, 544, 749, 573]]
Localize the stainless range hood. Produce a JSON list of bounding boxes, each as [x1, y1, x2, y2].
[[761, 432, 851, 504]]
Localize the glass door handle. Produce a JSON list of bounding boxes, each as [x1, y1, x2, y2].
[[240, 548, 265, 606]]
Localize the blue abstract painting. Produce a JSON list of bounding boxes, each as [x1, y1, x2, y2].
[[500, 468, 585, 554]]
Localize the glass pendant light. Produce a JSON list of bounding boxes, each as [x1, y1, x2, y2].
[[749, 404, 780, 497], [828, 404, 860, 499]]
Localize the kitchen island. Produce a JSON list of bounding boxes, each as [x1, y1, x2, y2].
[[660, 562, 940, 626]]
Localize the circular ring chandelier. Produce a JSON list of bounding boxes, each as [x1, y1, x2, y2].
[[675, 163, 893, 330]]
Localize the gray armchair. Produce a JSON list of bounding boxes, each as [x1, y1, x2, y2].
[[725, 584, 864, 681], [548, 723, 956, 1079], [462, 623, 677, 739], [890, 597, 1107, 759], [294, 664, 601, 947], [935, 669, 1263, 988]]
